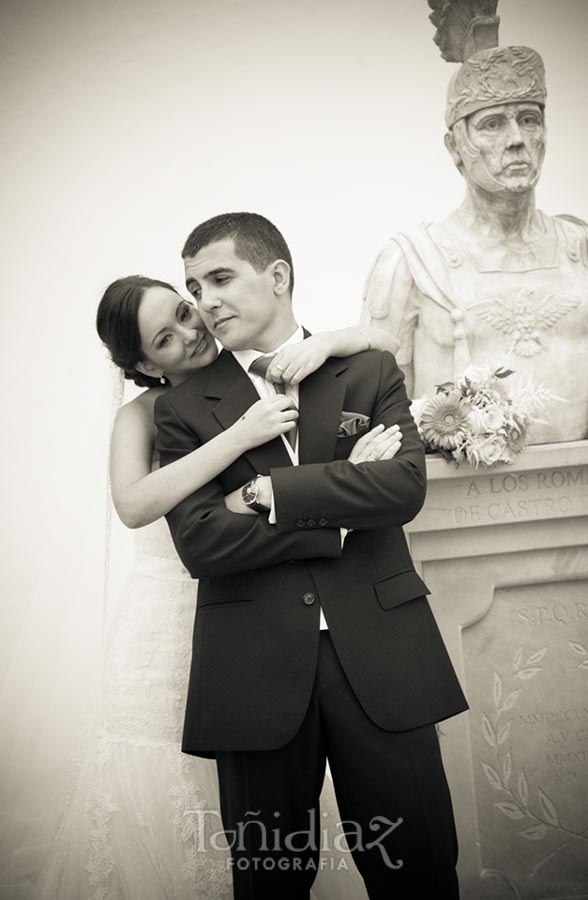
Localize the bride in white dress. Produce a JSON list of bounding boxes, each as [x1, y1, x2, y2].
[[36, 516, 233, 900], [30, 275, 401, 900]]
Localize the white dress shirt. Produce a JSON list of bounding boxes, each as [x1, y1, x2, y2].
[[232, 326, 329, 629]]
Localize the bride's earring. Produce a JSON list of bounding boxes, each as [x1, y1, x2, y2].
[[160, 375, 166, 385]]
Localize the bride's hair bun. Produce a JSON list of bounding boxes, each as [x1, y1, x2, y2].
[[96, 275, 177, 388]]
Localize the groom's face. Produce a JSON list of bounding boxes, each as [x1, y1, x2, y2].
[[184, 239, 281, 351]]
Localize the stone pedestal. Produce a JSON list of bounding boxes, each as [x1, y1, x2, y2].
[[406, 441, 588, 900]]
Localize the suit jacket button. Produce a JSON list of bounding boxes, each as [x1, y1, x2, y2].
[[296, 519, 305, 528], [303, 592, 315, 606], [307, 518, 316, 528], [318, 518, 328, 527]]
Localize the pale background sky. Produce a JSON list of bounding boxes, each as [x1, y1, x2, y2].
[[1, 0, 587, 632]]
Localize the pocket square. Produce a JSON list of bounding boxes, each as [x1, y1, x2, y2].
[[338, 410, 371, 437]]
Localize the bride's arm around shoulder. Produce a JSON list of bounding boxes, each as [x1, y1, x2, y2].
[[109, 389, 298, 529], [267, 326, 400, 386]]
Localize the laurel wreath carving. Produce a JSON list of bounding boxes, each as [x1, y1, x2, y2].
[[480, 644, 588, 877], [448, 47, 545, 123], [568, 640, 588, 671]]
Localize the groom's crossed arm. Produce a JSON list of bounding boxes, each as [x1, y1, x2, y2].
[[155, 350, 424, 577], [271, 350, 427, 532], [154, 395, 342, 577]]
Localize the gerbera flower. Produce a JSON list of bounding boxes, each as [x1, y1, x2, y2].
[[504, 419, 528, 456], [420, 391, 470, 450]]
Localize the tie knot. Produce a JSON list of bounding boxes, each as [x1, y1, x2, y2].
[[248, 355, 277, 381], [249, 353, 296, 449]]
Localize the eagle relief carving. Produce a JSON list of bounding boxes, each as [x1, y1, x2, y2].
[[471, 290, 580, 357]]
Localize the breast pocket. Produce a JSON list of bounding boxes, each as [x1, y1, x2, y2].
[[373, 569, 430, 610]]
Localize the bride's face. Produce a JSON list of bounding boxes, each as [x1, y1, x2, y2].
[[136, 286, 218, 385]]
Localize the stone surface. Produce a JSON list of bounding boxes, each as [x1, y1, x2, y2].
[[410, 448, 588, 533], [406, 441, 588, 899], [465, 579, 588, 899], [361, 45, 588, 443]]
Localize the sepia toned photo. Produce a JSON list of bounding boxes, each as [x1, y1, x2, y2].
[[2, 1, 587, 898]]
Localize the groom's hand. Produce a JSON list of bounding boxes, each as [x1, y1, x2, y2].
[[348, 423, 402, 464]]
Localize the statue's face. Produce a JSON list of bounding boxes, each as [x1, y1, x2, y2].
[[448, 102, 546, 194]]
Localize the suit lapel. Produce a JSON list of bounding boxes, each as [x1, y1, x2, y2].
[[206, 350, 292, 474], [298, 358, 348, 465]]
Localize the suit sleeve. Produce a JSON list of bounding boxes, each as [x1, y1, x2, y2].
[[270, 351, 426, 532], [154, 395, 342, 577]]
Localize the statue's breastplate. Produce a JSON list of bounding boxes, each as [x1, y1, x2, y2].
[[412, 219, 588, 442]]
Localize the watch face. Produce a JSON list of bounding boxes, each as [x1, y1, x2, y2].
[[242, 480, 258, 506]]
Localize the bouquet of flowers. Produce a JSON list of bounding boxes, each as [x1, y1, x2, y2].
[[410, 364, 554, 467]]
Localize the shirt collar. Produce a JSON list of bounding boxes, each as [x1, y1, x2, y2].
[[232, 325, 304, 374]]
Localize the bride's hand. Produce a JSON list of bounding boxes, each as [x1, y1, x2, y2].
[[233, 396, 298, 451], [267, 335, 332, 386], [348, 424, 402, 464]]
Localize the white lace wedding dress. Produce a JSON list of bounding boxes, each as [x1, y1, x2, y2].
[[30, 516, 366, 900], [32, 517, 233, 900]]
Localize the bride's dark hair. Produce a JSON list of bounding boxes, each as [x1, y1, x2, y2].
[[97, 275, 179, 388]]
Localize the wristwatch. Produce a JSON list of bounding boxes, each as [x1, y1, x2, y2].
[[241, 476, 270, 513]]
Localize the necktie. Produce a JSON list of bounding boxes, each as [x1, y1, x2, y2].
[[249, 355, 297, 450]]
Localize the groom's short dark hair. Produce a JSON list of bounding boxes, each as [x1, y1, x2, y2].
[[182, 212, 295, 294]]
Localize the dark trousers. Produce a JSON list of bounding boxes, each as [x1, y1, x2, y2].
[[216, 631, 460, 899]]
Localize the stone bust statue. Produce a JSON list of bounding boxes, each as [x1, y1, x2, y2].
[[361, 40, 588, 444]]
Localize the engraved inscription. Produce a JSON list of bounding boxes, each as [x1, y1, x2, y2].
[[518, 602, 588, 626], [464, 579, 588, 897], [409, 463, 588, 532], [450, 466, 588, 526]]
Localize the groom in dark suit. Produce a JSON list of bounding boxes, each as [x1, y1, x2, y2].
[[155, 212, 468, 899]]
